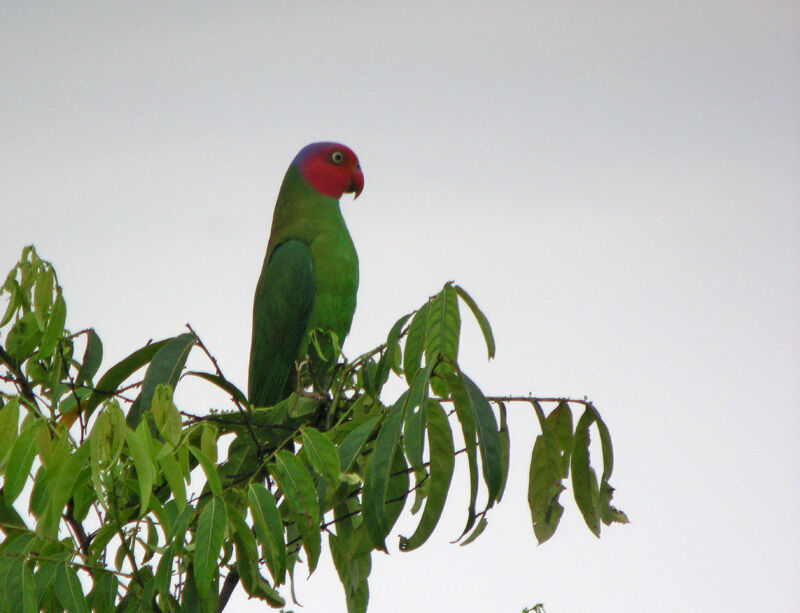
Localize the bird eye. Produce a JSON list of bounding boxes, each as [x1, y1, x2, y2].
[[330, 151, 345, 164]]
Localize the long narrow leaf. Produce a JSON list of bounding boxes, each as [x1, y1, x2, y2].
[[271, 450, 321, 573], [125, 426, 155, 515], [361, 392, 409, 551], [4, 420, 40, 504], [248, 483, 287, 584], [454, 284, 495, 359], [193, 495, 227, 599], [127, 333, 196, 428], [571, 408, 600, 536], [54, 562, 89, 613], [400, 400, 455, 551], [83, 338, 172, 418]]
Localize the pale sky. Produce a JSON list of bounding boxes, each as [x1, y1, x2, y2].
[[2, 2, 799, 612]]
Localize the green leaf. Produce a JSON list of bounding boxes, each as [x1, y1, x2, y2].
[[39, 290, 66, 359], [83, 337, 173, 420], [76, 329, 103, 386], [87, 570, 117, 613], [383, 445, 410, 537], [5, 312, 42, 361], [461, 373, 503, 502], [193, 495, 227, 600], [571, 408, 600, 537], [453, 284, 495, 359], [159, 452, 187, 511], [302, 427, 340, 488], [54, 562, 89, 613], [125, 425, 155, 515], [0, 397, 20, 466], [445, 374, 479, 540], [374, 313, 411, 388], [33, 267, 54, 330], [4, 419, 40, 504], [184, 371, 248, 406], [400, 400, 455, 551], [127, 332, 195, 428], [425, 284, 460, 363], [362, 392, 409, 551], [528, 432, 566, 544], [151, 384, 182, 446], [248, 483, 287, 584], [200, 422, 218, 464], [271, 449, 321, 573], [189, 446, 222, 498], [548, 401, 573, 478], [403, 303, 429, 383], [336, 416, 380, 473], [459, 515, 489, 546], [21, 561, 37, 613], [40, 441, 91, 538], [496, 401, 511, 502]]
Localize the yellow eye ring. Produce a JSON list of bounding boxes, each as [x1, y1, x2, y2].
[[330, 151, 345, 164]]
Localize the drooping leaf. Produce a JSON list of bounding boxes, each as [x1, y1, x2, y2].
[[193, 495, 227, 599], [400, 400, 455, 551], [453, 284, 495, 359], [76, 329, 103, 386], [302, 427, 340, 488], [0, 397, 21, 465], [189, 446, 222, 498], [270, 449, 321, 573], [571, 408, 600, 537], [40, 441, 92, 538], [445, 374, 479, 540], [127, 332, 196, 428], [125, 425, 155, 515], [496, 401, 511, 502], [528, 432, 566, 544], [336, 416, 380, 474], [548, 401, 573, 478], [151, 384, 182, 446], [87, 570, 117, 613], [459, 515, 489, 546], [53, 562, 89, 613], [248, 483, 287, 584], [159, 451, 187, 511], [183, 371, 248, 406], [361, 392, 409, 551], [456, 372, 503, 504], [4, 419, 40, 504]]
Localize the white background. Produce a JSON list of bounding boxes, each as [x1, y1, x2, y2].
[[2, 3, 799, 611]]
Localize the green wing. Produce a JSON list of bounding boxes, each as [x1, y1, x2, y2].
[[248, 240, 314, 407]]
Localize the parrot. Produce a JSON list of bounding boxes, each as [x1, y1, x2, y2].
[[247, 142, 364, 409]]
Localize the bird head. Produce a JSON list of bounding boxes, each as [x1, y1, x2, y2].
[[293, 142, 364, 200]]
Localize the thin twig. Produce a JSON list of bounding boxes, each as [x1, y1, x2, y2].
[[186, 323, 261, 451]]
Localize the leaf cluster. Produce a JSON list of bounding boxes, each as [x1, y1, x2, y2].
[[0, 246, 627, 613]]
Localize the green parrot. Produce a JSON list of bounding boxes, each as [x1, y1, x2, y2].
[[247, 142, 364, 408]]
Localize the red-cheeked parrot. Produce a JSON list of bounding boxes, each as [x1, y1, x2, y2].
[[247, 142, 364, 408]]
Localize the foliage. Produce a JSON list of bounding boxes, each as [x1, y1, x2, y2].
[[0, 246, 627, 612]]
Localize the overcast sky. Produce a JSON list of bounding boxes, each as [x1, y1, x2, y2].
[[2, 2, 799, 612]]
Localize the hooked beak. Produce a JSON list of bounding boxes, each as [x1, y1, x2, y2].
[[346, 166, 364, 199]]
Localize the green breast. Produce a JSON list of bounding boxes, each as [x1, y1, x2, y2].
[[267, 166, 359, 350]]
